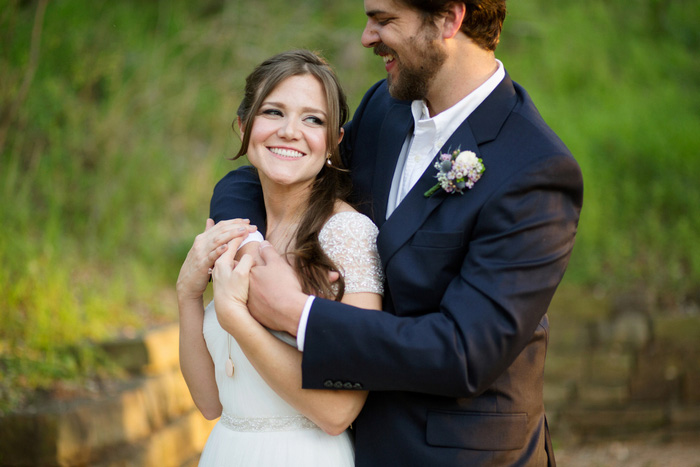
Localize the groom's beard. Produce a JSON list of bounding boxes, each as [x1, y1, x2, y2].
[[376, 29, 447, 101]]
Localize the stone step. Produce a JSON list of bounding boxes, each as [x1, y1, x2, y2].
[[92, 411, 215, 467], [0, 368, 201, 466], [100, 324, 181, 375]]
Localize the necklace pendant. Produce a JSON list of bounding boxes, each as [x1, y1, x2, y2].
[[225, 357, 234, 377]]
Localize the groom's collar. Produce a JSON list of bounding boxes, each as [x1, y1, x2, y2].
[[467, 72, 518, 145]]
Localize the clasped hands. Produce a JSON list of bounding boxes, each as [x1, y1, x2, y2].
[[177, 218, 310, 337]]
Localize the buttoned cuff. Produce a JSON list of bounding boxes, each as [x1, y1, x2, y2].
[[296, 295, 315, 351]]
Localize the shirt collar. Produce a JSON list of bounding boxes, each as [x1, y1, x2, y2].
[[410, 59, 505, 135]]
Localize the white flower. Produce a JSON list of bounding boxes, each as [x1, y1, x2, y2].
[[425, 148, 485, 197], [455, 150, 478, 167]]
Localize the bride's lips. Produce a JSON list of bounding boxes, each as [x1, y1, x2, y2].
[[268, 147, 305, 159]]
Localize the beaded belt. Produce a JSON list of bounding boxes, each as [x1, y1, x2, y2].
[[220, 412, 320, 432]]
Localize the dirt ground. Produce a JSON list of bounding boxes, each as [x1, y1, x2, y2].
[[556, 436, 700, 467]]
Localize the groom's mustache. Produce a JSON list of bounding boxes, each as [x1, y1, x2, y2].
[[374, 43, 397, 58]]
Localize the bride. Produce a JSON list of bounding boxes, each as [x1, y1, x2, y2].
[[176, 50, 384, 466]]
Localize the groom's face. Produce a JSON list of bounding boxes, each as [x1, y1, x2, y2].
[[362, 0, 447, 101]]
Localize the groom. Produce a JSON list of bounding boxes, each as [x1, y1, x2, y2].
[[211, 0, 582, 465]]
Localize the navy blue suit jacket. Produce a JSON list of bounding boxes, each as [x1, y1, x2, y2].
[[210, 75, 583, 466]]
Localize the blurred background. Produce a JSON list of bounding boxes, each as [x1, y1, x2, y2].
[[1, 0, 699, 465]]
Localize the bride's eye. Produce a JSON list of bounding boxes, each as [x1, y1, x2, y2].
[[261, 108, 283, 117], [305, 115, 325, 126]]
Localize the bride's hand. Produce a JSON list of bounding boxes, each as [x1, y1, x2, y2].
[[176, 218, 257, 302], [212, 242, 256, 333]]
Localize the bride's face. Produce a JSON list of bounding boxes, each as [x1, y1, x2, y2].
[[244, 74, 329, 191]]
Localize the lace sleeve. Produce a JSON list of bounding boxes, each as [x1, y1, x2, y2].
[[318, 212, 384, 296]]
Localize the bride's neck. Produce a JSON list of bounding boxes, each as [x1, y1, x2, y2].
[[262, 184, 309, 251]]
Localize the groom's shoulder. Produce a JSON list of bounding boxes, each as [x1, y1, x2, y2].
[[356, 80, 410, 116], [503, 80, 574, 159]]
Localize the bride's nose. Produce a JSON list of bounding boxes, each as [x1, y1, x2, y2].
[[278, 118, 301, 140]]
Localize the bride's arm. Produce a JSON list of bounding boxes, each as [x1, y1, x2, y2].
[[177, 219, 256, 419], [178, 296, 221, 419], [213, 249, 380, 436]]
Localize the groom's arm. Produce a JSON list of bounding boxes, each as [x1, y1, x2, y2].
[[209, 165, 267, 232], [300, 154, 583, 397]]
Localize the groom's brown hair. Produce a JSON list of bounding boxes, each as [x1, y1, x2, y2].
[[400, 0, 506, 51]]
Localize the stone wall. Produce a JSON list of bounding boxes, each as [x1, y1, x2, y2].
[[2, 286, 699, 465], [0, 325, 215, 467], [544, 286, 700, 445]]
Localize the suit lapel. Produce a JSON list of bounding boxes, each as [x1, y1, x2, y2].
[[376, 74, 518, 267], [468, 73, 517, 145], [377, 124, 480, 267], [371, 103, 413, 226]]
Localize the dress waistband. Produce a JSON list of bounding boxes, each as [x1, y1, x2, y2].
[[220, 412, 320, 432]]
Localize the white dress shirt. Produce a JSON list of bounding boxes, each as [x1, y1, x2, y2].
[[297, 61, 506, 350], [386, 59, 505, 217]]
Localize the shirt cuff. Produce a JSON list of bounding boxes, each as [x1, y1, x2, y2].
[[238, 231, 264, 250], [296, 295, 315, 351]]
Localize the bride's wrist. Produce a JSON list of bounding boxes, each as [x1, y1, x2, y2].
[[177, 293, 204, 309], [217, 303, 254, 332]]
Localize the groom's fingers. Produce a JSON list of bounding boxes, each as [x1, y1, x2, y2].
[[257, 240, 283, 266], [328, 270, 340, 283]]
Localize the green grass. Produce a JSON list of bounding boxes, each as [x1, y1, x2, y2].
[[500, 0, 700, 300], [1, 0, 698, 413]]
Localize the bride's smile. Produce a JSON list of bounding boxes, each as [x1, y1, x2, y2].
[[268, 146, 306, 159]]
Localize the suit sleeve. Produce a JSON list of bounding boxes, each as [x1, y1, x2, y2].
[[301, 154, 583, 397], [209, 165, 266, 232]]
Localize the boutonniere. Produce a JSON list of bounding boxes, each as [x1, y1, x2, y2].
[[424, 149, 485, 197]]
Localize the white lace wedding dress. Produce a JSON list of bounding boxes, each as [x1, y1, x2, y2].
[[198, 212, 384, 466]]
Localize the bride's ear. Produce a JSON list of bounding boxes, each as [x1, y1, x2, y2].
[[337, 127, 345, 145], [237, 116, 245, 136]]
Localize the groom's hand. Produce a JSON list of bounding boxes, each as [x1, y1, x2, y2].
[[248, 241, 308, 336]]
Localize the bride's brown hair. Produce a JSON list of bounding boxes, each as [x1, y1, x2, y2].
[[233, 50, 351, 300]]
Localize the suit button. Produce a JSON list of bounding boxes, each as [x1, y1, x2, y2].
[[353, 383, 363, 389], [334, 381, 343, 389], [343, 382, 353, 389], [324, 380, 334, 388]]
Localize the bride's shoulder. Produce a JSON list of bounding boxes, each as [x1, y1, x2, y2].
[[326, 202, 376, 231], [332, 200, 356, 215]]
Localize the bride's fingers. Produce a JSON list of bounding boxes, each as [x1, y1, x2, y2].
[[206, 243, 229, 268], [234, 254, 255, 276], [202, 223, 257, 268], [207, 224, 252, 248], [214, 237, 238, 272], [231, 254, 255, 301]]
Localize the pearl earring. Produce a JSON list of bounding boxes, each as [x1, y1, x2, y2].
[[326, 154, 332, 166]]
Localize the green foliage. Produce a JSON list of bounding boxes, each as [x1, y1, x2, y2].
[[1, 0, 698, 412], [499, 0, 700, 301]]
